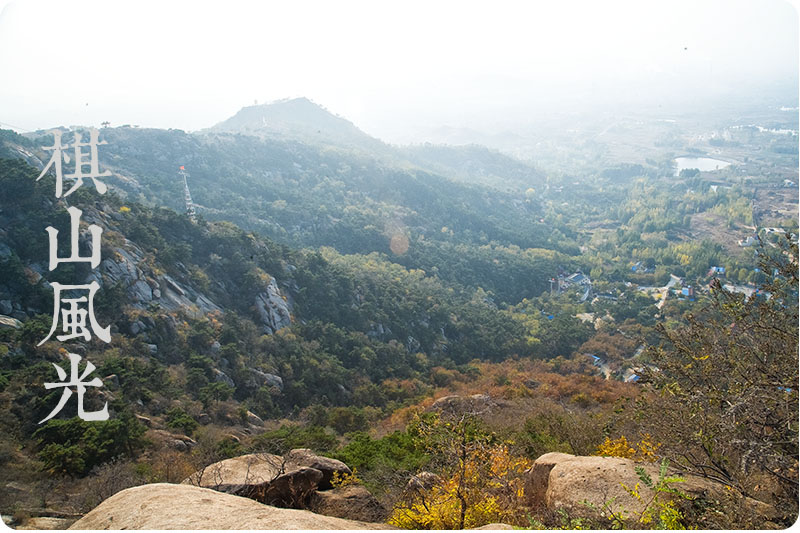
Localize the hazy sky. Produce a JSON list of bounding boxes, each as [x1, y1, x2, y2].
[[0, 0, 797, 141]]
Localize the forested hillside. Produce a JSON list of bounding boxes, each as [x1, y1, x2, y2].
[[0, 95, 796, 528]]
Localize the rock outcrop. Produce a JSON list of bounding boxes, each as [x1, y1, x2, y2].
[[247, 368, 284, 391], [0, 314, 22, 329], [183, 449, 353, 508], [93, 243, 221, 315], [149, 429, 197, 452], [183, 453, 287, 493], [285, 448, 352, 490], [429, 394, 494, 415], [255, 277, 292, 334], [523, 452, 574, 509], [525, 453, 778, 522], [242, 466, 324, 508], [68, 483, 394, 530]]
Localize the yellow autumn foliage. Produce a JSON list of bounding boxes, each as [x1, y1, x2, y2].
[[389, 444, 531, 529], [595, 433, 661, 462]]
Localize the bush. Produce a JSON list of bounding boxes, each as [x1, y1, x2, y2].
[[166, 407, 198, 436], [33, 413, 146, 477], [249, 424, 338, 455]]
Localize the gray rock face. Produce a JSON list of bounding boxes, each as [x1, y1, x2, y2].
[[213, 368, 235, 388], [130, 280, 152, 303], [255, 277, 292, 334], [247, 368, 284, 391], [0, 315, 22, 330], [91, 240, 222, 315]]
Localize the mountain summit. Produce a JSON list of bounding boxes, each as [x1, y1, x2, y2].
[[210, 97, 386, 152]]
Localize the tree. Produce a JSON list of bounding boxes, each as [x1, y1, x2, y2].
[[389, 412, 531, 529], [33, 413, 146, 477], [199, 382, 234, 408], [633, 235, 798, 525]]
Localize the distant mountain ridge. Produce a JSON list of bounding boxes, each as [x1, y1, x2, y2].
[[209, 97, 389, 154], [206, 97, 543, 191]]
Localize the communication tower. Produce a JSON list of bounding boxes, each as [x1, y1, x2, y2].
[[178, 166, 196, 221]]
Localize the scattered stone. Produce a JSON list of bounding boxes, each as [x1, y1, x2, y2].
[[104, 374, 120, 390], [406, 471, 441, 493], [134, 414, 152, 427], [197, 413, 211, 425], [309, 485, 388, 523], [151, 429, 196, 452], [224, 434, 241, 444], [0, 314, 22, 330], [246, 410, 264, 426]]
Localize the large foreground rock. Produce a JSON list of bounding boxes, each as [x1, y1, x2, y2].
[[69, 483, 393, 530], [523, 452, 574, 509], [17, 517, 76, 529], [526, 453, 778, 522]]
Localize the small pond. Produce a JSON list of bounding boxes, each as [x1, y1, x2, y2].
[[674, 157, 731, 176]]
